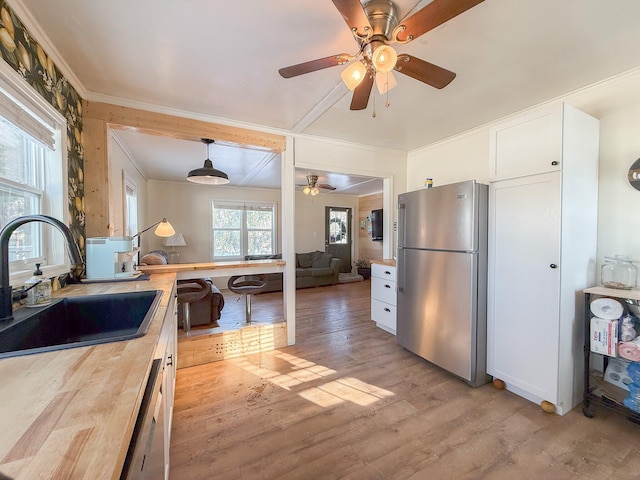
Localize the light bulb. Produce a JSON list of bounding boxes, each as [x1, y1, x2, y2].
[[372, 45, 398, 74], [340, 61, 367, 90], [303, 186, 311, 195]]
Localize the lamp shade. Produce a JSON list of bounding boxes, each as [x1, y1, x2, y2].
[[372, 45, 398, 73], [187, 138, 230, 185], [153, 219, 176, 237], [340, 61, 367, 90], [164, 232, 186, 247]]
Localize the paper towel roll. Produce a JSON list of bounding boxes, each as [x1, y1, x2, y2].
[[590, 297, 624, 320]]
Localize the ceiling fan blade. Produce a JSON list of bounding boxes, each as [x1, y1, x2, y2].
[[318, 184, 337, 191], [394, 55, 456, 89], [279, 54, 350, 78], [350, 72, 374, 110], [395, 0, 484, 43], [331, 0, 372, 38]]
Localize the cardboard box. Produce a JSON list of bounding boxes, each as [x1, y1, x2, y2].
[[590, 316, 618, 357]]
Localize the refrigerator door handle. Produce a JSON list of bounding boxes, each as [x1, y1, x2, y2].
[[397, 247, 405, 293]]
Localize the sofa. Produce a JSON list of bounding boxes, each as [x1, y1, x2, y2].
[[244, 251, 341, 291], [177, 278, 225, 328]]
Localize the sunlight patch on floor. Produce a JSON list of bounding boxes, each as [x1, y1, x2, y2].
[[299, 377, 395, 407]]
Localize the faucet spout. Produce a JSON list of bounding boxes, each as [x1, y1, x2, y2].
[[0, 215, 83, 321]]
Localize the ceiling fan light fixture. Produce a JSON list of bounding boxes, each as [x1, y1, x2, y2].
[[303, 186, 311, 195], [372, 44, 397, 73], [340, 61, 367, 90], [187, 138, 230, 185], [376, 70, 397, 94], [310, 187, 319, 196]]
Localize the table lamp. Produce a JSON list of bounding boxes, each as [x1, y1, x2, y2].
[[164, 232, 187, 264]]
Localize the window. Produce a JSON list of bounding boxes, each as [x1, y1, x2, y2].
[[211, 201, 275, 260], [0, 63, 67, 284]]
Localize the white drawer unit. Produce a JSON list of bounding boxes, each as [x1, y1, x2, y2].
[[371, 263, 397, 334]]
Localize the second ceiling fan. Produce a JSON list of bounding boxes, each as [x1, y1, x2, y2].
[[279, 0, 484, 110]]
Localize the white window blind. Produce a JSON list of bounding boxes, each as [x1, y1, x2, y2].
[[0, 86, 56, 149]]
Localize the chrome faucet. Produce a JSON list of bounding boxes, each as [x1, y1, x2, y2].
[[0, 215, 83, 321]]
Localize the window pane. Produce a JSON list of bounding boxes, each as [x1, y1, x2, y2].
[[329, 211, 348, 244], [213, 230, 241, 257], [0, 185, 41, 260], [247, 209, 273, 229], [213, 208, 242, 228], [248, 231, 273, 255], [0, 116, 39, 186]]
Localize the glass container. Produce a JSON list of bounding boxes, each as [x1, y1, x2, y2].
[[601, 255, 637, 290]]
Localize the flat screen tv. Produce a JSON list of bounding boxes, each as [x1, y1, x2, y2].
[[371, 209, 383, 241]]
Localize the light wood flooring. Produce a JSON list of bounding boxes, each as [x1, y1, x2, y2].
[[170, 280, 640, 479]]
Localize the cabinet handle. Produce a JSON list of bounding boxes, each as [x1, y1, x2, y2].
[[384, 271, 391, 275], [385, 284, 391, 288], [384, 307, 391, 312], [551, 161, 559, 166], [167, 354, 173, 366], [550, 264, 557, 269]]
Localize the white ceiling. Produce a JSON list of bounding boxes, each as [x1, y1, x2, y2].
[[12, 0, 640, 192]]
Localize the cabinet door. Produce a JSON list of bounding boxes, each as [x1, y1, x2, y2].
[[489, 103, 563, 181], [488, 172, 561, 402]]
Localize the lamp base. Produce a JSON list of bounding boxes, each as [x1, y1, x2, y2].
[[168, 248, 180, 264]]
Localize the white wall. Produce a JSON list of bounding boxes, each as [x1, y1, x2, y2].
[[146, 181, 282, 264], [294, 135, 406, 259], [295, 191, 360, 265], [107, 132, 148, 245], [407, 67, 640, 279]]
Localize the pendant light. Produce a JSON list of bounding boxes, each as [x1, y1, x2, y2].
[[187, 138, 230, 185]]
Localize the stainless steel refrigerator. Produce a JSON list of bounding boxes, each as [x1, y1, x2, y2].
[[396, 180, 489, 387]]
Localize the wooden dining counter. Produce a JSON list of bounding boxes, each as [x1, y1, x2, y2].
[[138, 258, 285, 279], [0, 273, 177, 480]]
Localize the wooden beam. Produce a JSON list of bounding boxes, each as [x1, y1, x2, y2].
[[82, 117, 111, 237], [82, 101, 286, 152]]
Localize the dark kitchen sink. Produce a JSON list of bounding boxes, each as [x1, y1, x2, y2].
[[0, 290, 162, 359]]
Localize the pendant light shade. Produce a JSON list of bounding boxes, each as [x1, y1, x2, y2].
[[187, 139, 230, 185]]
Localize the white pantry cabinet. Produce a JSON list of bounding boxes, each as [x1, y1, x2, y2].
[[487, 102, 599, 415], [371, 262, 397, 334]]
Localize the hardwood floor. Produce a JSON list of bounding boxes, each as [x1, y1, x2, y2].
[[170, 280, 640, 479]]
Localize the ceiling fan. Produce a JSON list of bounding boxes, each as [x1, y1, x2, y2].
[[278, 0, 484, 110], [297, 174, 337, 195]]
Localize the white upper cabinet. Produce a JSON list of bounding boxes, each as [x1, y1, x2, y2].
[[489, 103, 563, 181]]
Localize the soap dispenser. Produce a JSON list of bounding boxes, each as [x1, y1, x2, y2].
[[25, 263, 51, 307]]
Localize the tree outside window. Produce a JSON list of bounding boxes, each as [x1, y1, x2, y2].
[[212, 202, 275, 260]]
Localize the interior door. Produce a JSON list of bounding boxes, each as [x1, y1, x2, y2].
[[325, 206, 352, 273]]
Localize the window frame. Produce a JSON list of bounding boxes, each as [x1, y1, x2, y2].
[[0, 60, 69, 287], [211, 200, 277, 261]]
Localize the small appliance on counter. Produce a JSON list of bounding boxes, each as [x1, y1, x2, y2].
[[86, 237, 139, 280]]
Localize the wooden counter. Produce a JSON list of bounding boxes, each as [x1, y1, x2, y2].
[[138, 259, 285, 280], [0, 273, 177, 480], [371, 258, 396, 267]]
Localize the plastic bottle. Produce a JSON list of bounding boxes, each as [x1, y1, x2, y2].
[[25, 263, 51, 307]]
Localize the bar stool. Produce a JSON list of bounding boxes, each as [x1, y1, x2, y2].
[[177, 278, 210, 333], [227, 275, 267, 323]]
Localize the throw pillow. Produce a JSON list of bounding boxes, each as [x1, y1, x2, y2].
[[312, 251, 332, 268], [140, 253, 167, 265], [297, 252, 314, 268]]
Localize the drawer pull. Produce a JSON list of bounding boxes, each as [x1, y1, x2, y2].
[[385, 284, 391, 288], [551, 161, 559, 166], [384, 271, 391, 275], [384, 307, 391, 312]]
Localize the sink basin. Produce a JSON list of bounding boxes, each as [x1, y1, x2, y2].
[[0, 290, 162, 359]]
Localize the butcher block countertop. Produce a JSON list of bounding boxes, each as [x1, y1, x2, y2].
[[371, 259, 396, 267], [138, 258, 285, 276], [0, 273, 177, 480]]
